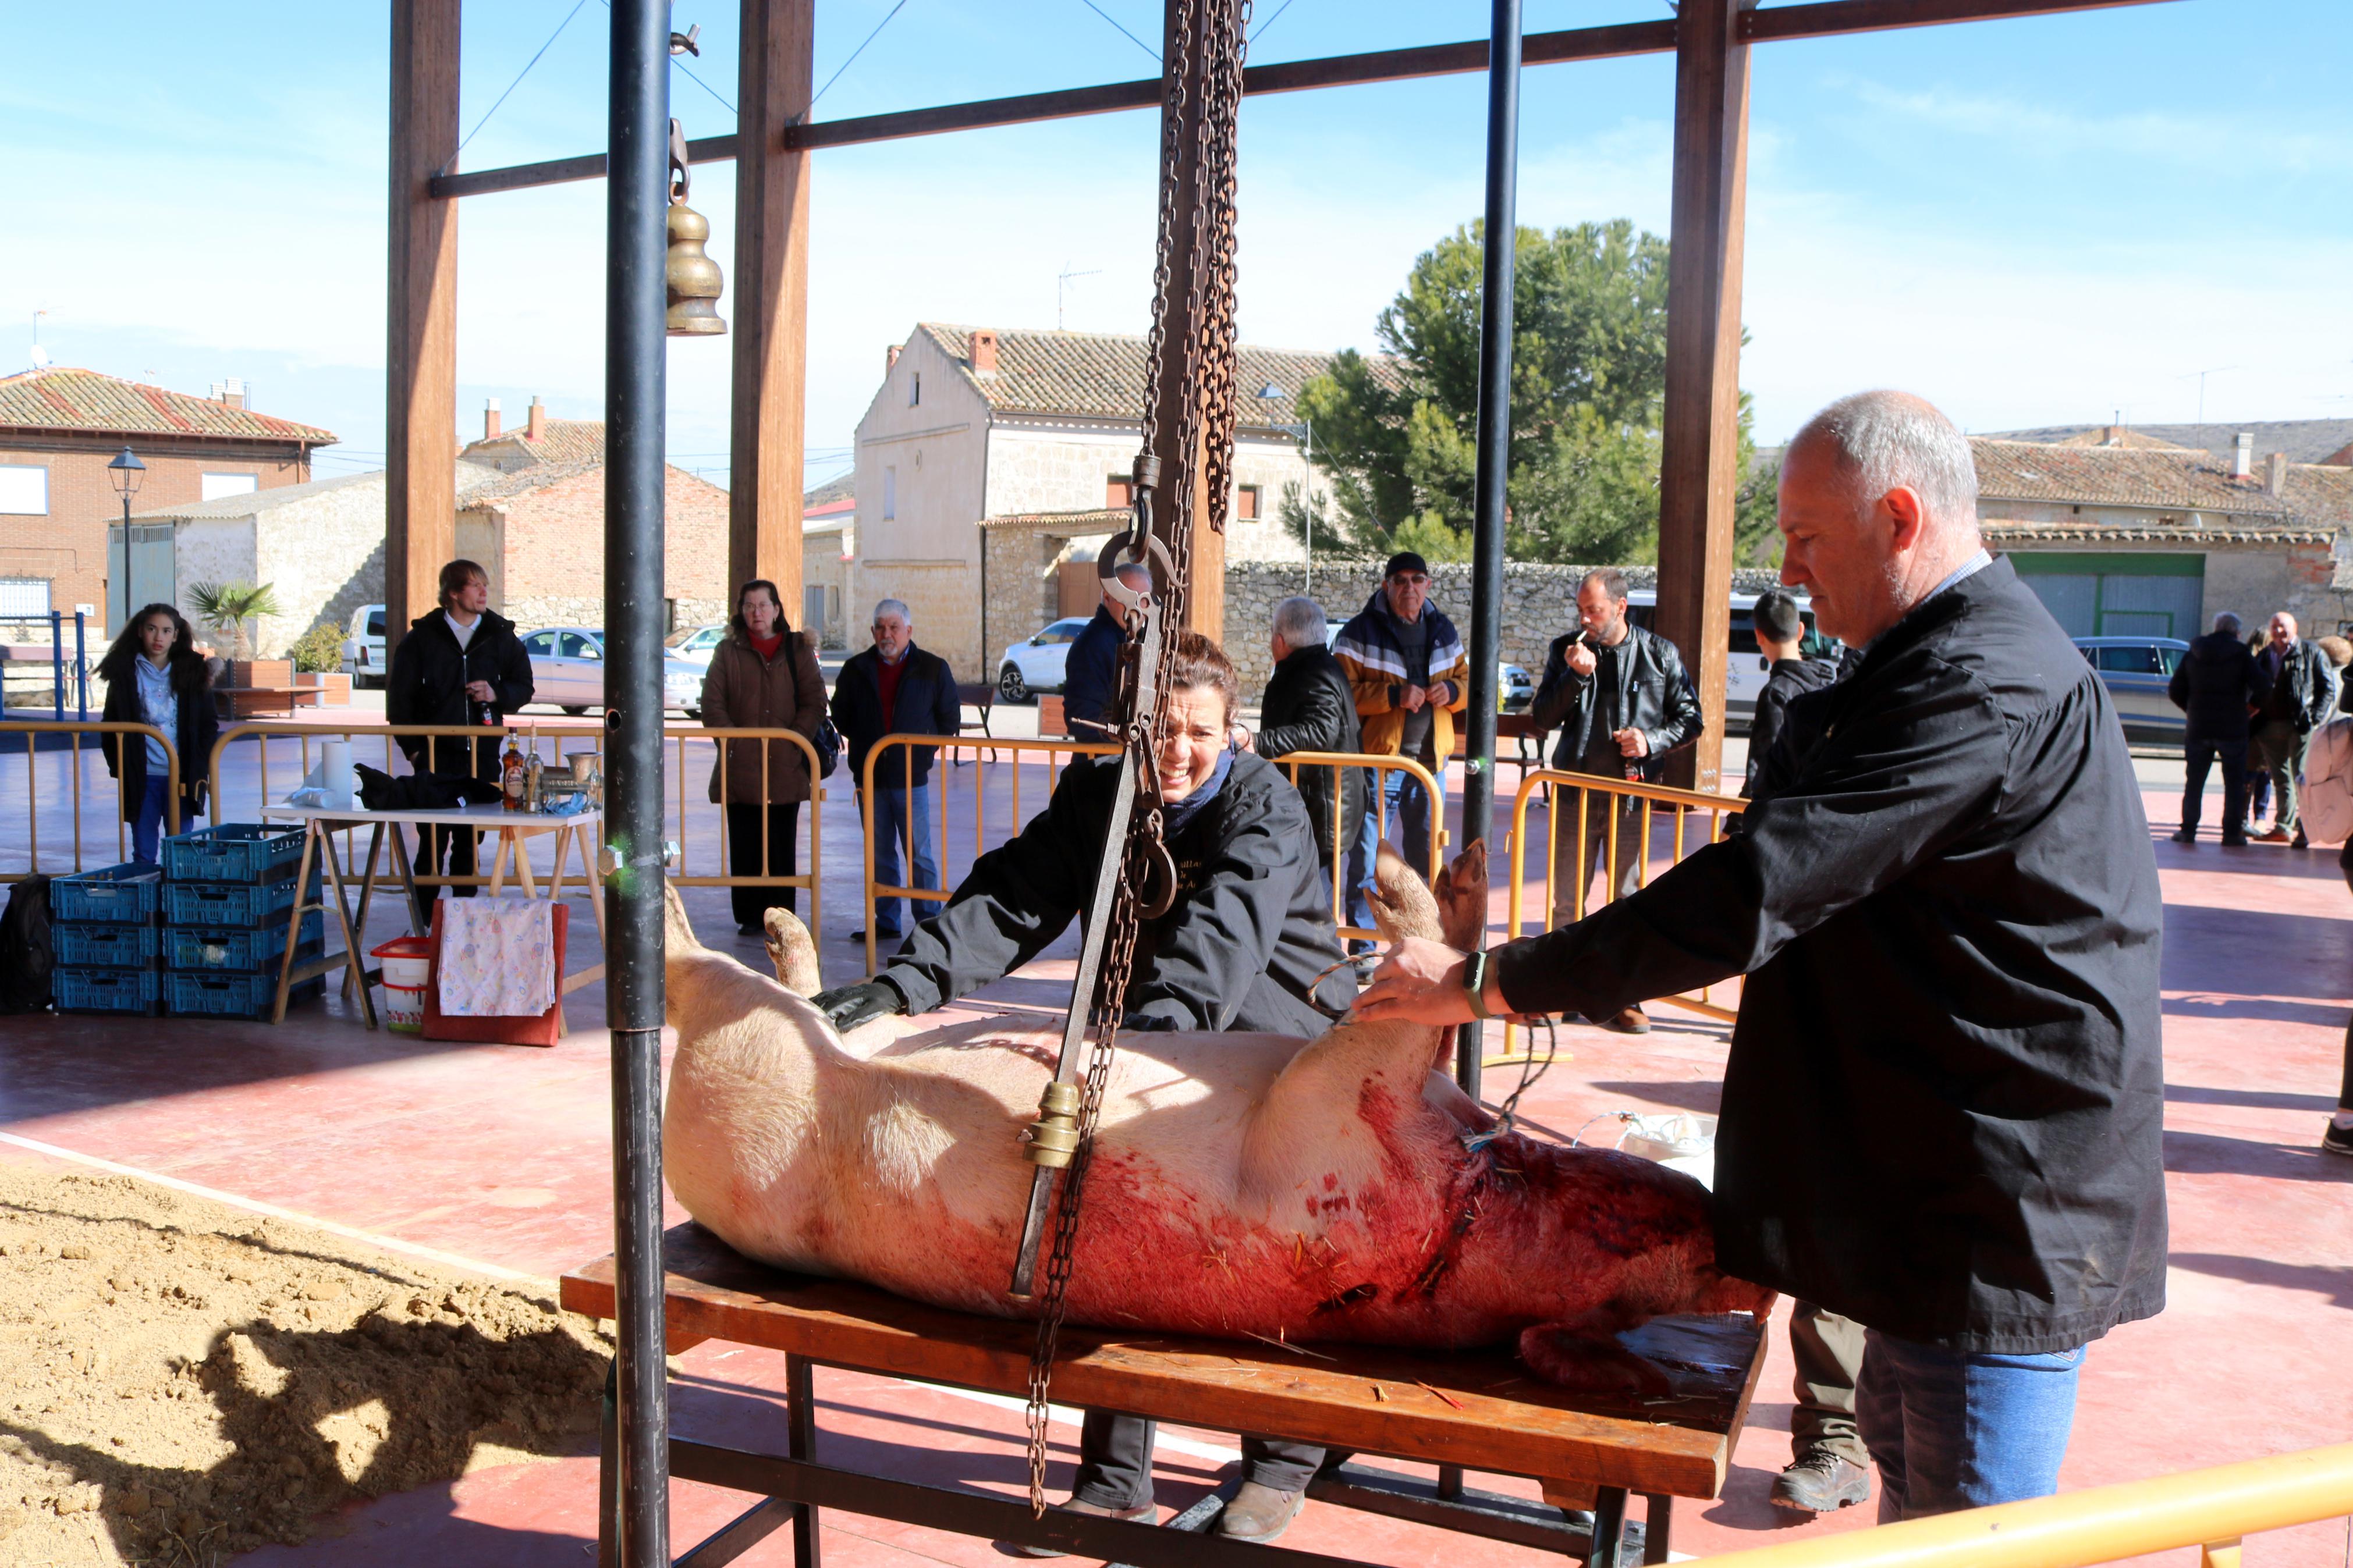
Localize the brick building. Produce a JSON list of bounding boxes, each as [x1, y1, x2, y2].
[[455, 457, 730, 634], [0, 367, 335, 632]]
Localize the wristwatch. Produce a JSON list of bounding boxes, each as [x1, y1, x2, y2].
[[1463, 949, 1496, 1021]]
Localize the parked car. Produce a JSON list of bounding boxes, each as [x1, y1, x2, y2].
[[2073, 635, 2189, 746], [520, 626, 708, 718], [664, 623, 727, 667], [1622, 589, 1840, 733], [996, 617, 1094, 702], [340, 603, 386, 688]]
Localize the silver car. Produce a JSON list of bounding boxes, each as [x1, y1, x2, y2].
[[2074, 636, 2189, 746], [519, 626, 708, 718]]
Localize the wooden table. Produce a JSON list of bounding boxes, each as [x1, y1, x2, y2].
[[259, 803, 605, 1031], [562, 1224, 1768, 1567]]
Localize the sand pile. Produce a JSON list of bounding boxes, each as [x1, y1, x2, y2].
[[0, 1166, 612, 1566]]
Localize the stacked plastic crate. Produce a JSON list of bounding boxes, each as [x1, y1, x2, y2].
[[159, 824, 326, 1019], [51, 863, 165, 1015]]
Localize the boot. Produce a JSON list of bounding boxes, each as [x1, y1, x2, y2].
[[1216, 1481, 1308, 1544], [1591, 1005, 1650, 1034], [1771, 1449, 1871, 1513]]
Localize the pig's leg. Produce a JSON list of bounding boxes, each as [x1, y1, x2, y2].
[[1517, 1304, 1678, 1397]]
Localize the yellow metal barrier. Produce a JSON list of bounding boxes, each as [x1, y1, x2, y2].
[[1506, 766, 1747, 1028], [1687, 1441, 2353, 1568], [1, 720, 180, 880], [860, 734, 1118, 976], [1269, 750, 1449, 944]]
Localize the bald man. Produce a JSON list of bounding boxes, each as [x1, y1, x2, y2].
[[1357, 390, 2166, 1521]]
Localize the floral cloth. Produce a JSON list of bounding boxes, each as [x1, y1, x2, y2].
[[436, 898, 555, 1016]]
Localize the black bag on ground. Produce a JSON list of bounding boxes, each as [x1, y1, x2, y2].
[[0, 876, 55, 1016]]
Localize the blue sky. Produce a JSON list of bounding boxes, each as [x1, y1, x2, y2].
[[2, 1, 2347, 488]]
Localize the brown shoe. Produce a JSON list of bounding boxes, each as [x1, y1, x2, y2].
[[1771, 1450, 1871, 1513], [1216, 1481, 1308, 1544], [2253, 827, 2292, 844], [1002, 1496, 1157, 1558], [1595, 1005, 1650, 1034]]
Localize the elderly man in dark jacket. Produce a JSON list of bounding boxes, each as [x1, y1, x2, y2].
[[831, 598, 961, 943], [2166, 610, 2269, 846], [1528, 566, 1702, 1032], [1062, 561, 1151, 737], [1251, 596, 1364, 906], [2248, 611, 2336, 845], [1360, 390, 2166, 1524]]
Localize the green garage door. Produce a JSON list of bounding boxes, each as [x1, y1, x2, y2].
[[2006, 552, 2203, 639]]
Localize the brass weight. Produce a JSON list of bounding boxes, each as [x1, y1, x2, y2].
[[1023, 1080, 1084, 1169], [665, 201, 726, 336]]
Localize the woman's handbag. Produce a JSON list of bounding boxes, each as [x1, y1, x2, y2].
[[811, 717, 843, 780]]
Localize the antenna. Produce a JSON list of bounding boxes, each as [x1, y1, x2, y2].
[[1056, 263, 1101, 330], [2175, 365, 2237, 427], [29, 308, 48, 369]]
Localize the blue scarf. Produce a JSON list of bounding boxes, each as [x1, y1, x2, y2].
[[1160, 745, 1234, 837]]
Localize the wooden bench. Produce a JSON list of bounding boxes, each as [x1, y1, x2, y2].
[[954, 680, 998, 764], [563, 1222, 1767, 1566]]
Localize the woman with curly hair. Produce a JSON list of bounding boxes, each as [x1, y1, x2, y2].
[[97, 603, 220, 863]]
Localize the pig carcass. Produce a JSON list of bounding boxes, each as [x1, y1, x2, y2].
[[661, 846, 1770, 1392]]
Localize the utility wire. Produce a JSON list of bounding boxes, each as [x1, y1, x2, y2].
[[1248, 0, 1299, 46], [811, 0, 911, 108], [674, 56, 737, 116], [445, 0, 592, 175], [1077, 0, 1160, 63]]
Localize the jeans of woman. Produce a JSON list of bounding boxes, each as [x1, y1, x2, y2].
[[725, 801, 801, 927], [130, 775, 173, 866], [1855, 1330, 2085, 1521]]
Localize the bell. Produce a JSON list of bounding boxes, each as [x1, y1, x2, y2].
[[665, 200, 726, 336]]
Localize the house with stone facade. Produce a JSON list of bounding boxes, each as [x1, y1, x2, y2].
[[851, 323, 1337, 675]]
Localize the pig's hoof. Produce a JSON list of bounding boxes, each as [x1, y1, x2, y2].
[[1517, 1322, 1674, 1396]]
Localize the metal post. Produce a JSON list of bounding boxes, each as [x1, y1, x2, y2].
[[1456, 0, 1520, 1098], [604, 0, 670, 1562], [49, 610, 63, 721], [74, 612, 87, 721]]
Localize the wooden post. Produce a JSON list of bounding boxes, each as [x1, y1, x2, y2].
[[1653, 0, 1749, 794], [730, 0, 815, 618], [385, 0, 461, 664]]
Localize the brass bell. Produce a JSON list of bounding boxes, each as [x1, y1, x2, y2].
[[666, 201, 726, 336]]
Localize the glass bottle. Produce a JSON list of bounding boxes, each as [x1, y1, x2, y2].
[[501, 733, 528, 812]]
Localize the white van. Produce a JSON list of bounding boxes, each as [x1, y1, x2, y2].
[[1620, 589, 1837, 732], [340, 603, 386, 687]]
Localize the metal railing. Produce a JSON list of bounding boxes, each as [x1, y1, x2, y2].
[[0, 720, 179, 881], [1686, 1441, 2353, 1568], [1269, 750, 1449, 944], [1506, 766, 1747, 1029]]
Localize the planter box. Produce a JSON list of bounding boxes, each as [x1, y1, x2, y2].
[[230, 660, 292, 689], [293, 672, 352, 705]]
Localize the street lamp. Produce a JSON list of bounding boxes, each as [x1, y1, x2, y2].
[[107, 446, 145, 628], [1252, 382, 1314, 594]]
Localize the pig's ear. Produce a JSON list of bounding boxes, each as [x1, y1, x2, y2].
[[762, 908, 822, 997], [1435, 841, 1490, 952], [1365, 842, 1441, 943], [662, 880, 702, 954]]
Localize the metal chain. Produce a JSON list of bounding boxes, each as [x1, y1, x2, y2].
[[1021, 0, 1251, 1515]]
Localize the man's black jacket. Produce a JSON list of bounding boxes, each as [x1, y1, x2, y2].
[[881, 751, 1353, 1035], [1529, 623, 1703, 780], [1742, 656, 1841, 797], [1063, 606, 1123, 735], [1254, 643, 1365, 870], [2166, 631, 2269, 743], [1495, 558, 2167, 1353], [831, 644, 960, 788], [384, 609, 534, 780], [2252, 638, 2335, 733]]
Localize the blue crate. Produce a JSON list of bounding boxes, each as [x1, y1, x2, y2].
[[164, 970, 325, 1020], [165, 911, 325, 973], [50, 864, 162, 924], [162, 823, 306, 886], [56, 966, 162, 1015], [54, 923, 159, 968], [161, 873, 315, 930]]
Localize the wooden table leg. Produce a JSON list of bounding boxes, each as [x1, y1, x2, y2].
[[583, 823, 609, 947], [513, 827, 538, 897], [544, 829, 572, 1038], [1641, 1494, 1671, 1565], [487, 829, 512, 897], [787, 1353, 822, 1568], [318, 826, 377, 1030], [341, 823, 387, 1002], [272, 824, 322, 1025], [1588, 1487, 1629, 1567], [391, 822, 425, 935]]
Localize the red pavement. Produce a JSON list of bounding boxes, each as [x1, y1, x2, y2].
[[2, 754, 2349, 1565]]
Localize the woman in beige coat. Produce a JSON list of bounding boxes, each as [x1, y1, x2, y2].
[[701, 579, 827, 934]]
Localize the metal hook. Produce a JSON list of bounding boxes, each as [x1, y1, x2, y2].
[[668, 118, 691, 204]]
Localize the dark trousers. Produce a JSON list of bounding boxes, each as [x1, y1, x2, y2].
[[413, 822, 480, 894], [2252, 720, 2311, 834], [2181, 736, 2249, 840], [726, 801, 801, 927], [1551, 779, 1643, 924], [1071, 1412, 1328, 1508], [1788, 1300, 1870, 1467]]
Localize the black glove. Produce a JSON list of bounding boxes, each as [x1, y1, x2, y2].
[[811, 979, 905, 1034]]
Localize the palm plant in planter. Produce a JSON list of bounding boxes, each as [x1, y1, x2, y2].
[[189, 581, 282, 663]]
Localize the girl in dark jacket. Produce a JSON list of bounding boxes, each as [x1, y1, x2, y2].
[[700, 579, 828, 934], [97, 603, 221, 864]]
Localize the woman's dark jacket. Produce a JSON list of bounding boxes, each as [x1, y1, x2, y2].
[[384, 609, 535, 781], [831, 643, 960, 788], [1254, 643, 1365, 870], [880, 751, 1353, 1036], [701, 628, 826, 805], [1494, 558, 2167, 1354], [100, 656, 219, 824], [1529, 623, 1703, 780], [2165, 631, 2268, 743]]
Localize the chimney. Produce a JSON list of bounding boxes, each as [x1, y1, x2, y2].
[[2266, 451, 2289, 497], [2233, 432, 2253, 478], [886, 344, 902, 372], [526, 396, 546, 443], [2101, 425, 2124, 446], [484, 397, 502, 440], [211, 376, 246, 410], [971, 328, 1000, 376]]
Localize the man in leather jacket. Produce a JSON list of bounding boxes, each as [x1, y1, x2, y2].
[[1528, 568, 1701, 1030], [2248, 611, 2337, 846]]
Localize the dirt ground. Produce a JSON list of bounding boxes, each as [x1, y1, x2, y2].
[[0, 1167, 612, 1566]]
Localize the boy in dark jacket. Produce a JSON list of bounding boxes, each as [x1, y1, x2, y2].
[[1742, 589, 1840, 799], [830, 598, 960, 942], [384, 560, 535, 897], [2166, 610, 2269, 845]]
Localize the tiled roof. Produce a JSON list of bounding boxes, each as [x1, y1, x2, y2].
[[1986, 418, 2353, 467], [131, 463, 504, 522], [458, 460, 725, 505], [2281, 464, 2353, 529], [1985, 519, 2334, 545], [459, 417, 607, 470], [805, 470, 854, 513], [917, 324, 1378, 429], [1970, 439, 2295, 517], [0, 367, 336, 446]]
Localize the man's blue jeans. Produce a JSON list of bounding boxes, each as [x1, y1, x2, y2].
[[1856, 1329, 2086, 1521], [1346, 766, 1442, 941], [866, 783, 937, 938]]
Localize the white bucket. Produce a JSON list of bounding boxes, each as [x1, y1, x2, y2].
[[1619, 1112, 1717, 1189], [378, 954, 431, 990], [382, 981, 426, 1034]]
